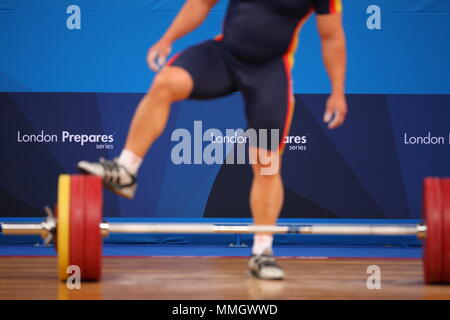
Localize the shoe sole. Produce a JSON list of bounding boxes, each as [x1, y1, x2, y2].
[[248, 269, 285, 281], [78, 167, 134, 200]]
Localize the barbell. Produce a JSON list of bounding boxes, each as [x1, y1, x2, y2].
[[0, 174, 449, 284]]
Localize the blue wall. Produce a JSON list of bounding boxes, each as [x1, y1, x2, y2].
[[1, 0, 450, 93], [0, 1, 449, 220]]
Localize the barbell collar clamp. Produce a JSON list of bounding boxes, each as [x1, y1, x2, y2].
[[0, 206, 56, 243]]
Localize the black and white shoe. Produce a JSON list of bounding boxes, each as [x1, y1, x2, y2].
[[77, 158, 137, 199], [248, 249, 285, 280]]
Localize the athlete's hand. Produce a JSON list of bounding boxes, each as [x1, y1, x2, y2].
[[323, 93, 347, 129], [147, 39, 172, 72]]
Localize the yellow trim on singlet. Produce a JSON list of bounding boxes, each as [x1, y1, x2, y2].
[[285, 10, 313, 69], [335, 0, 343, 13]]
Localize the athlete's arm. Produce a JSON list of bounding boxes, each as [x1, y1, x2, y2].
[[317, 13, 347, 129], [148, 0, 219, 71]]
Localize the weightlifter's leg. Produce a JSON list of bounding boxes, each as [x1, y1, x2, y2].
[[78, 39, 235, 198], [78, 66, 193, 199], [242, 55, 291, 280]]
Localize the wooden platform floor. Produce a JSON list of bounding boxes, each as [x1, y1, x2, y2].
[[1, 256, 450, 300]]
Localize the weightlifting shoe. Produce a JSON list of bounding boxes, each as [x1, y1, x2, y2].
[[248, 249, 285, 280], [77, 157, 137, 199]]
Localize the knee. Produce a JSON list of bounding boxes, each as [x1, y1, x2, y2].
[[252, 163, 281, 181], [148, 67, 192, 102], [250, 148, 281, 177], [149, 72, 176, 101]]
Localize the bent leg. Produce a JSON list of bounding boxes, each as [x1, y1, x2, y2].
[[125, 39, 235, 159], [124, 66, 193, 158], [78, 40, 236, 199]]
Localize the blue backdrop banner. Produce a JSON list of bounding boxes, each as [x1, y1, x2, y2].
[[1, 92, 449, 219]]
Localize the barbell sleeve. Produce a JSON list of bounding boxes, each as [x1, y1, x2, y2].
[[1, 222, 45, 236]]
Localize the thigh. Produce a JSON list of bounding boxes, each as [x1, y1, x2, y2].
[[168, 40, 237, 100], [241, 58, 294, 152]]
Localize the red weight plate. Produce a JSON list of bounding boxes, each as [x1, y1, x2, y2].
[[423, 177, 444, 284], [441, 178, 450, 283], [83, 175, 103, 281], [69, 175, 85, 279]]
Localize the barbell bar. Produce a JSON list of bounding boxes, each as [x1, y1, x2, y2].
[[0, 174, 449, 284], [0, 221, 424, 237]]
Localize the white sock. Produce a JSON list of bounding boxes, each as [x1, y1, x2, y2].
[[252, 234, 273, 255], [117, 149, 142, 176]]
